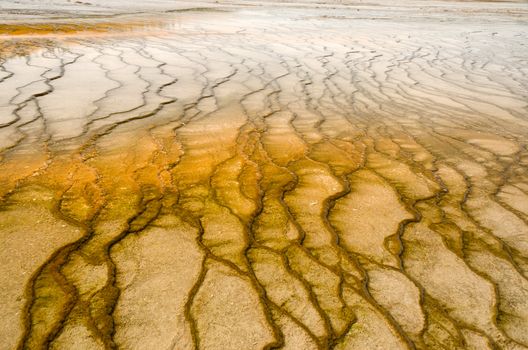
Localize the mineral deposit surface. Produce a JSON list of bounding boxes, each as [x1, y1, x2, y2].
[[1, 0, 528, 349]]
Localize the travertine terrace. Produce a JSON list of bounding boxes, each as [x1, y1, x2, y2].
[[1, 0, 528, 349]]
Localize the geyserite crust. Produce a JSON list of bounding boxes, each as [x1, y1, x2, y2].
[[1, 1, 528, 349]]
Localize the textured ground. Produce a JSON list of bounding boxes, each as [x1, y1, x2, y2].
[[1, 1, 528, 349]]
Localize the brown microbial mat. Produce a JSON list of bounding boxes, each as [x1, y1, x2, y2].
[[1, 0, 528, 349]]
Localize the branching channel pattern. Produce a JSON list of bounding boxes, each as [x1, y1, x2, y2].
[[1, 3, 528, 350]]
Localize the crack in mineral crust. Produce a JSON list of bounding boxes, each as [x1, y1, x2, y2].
[[1, 1, 528, 349]]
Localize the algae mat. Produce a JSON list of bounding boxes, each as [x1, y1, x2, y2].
[[1, 1, 528, 349]]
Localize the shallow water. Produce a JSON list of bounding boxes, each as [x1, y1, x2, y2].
[[1, 1, 528, 349]]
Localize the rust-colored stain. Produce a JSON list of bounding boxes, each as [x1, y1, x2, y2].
[[1, 1, 528, 349]]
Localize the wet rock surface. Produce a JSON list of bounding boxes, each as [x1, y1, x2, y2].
[[1, 1, 528, 349]]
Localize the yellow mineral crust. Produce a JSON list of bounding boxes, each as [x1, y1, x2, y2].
[[1, 1, 528, 349]]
